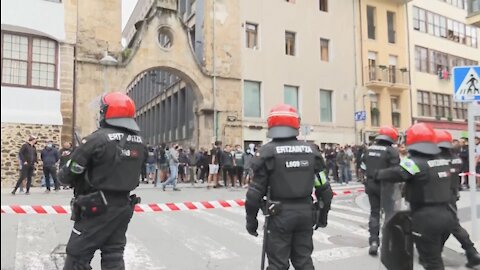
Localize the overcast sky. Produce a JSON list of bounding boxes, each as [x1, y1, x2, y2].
[[122, 0, 138, 30]]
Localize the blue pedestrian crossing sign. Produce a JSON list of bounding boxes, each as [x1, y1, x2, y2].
[[354, 111, 366, 121], [453, 66, 480, 102]]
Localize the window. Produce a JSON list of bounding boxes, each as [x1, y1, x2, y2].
[[245, 23, 258, 49], [432, 93, 451, 117], [415, 45, 477, 75], [320, 38, 329, 62], [391, 96, 400, 128], [415, 6, 478, 47], [1, 32, 57, 88], [417, 90, 431, 117], [284, 85, 299, 111], [414, 46, 428, 73], [413, 7, 427, 32], [367, 6, 376, 39], [319, 0, 328, 12], [427, 12, 434, 34], [371, 97, 380, 127], [244, 80, 261, 118], [388, 55, 398, 83], [387, 11, 396, 43], [368, 51, 377, 80], [453, 101, 467, 119], [319, 89, 332, 122], [466, 25, 478, 48], [285, 31, 296, 56]]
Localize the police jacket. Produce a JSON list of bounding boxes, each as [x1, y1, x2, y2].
[[376, 153, 453, 210], [364, 140, 400, 182], [439, 149, 462, 202], [59, 127, 147, 193], [245, 138, 325, 219]]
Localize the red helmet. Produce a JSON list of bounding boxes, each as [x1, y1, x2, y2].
[[405, 123, 440, 155], [267, 104, 300, 139], [100, 92, 140, 132], [375, 126, 399, 144], [434, 129, 453, 149]]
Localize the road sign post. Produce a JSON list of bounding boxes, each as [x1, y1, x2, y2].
[[467, 102, 478, 241], [453, 66, 479, 241]]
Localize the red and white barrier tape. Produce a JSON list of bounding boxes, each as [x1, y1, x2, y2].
[[459, 172, 480, 177], [1, 188, 365, 215]]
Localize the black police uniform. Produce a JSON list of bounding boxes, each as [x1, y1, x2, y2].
[[440, 149, 480, 267], [59, 127, 147, 270], [364, 141, 400, 247], [245, 139, 329, 270], [377, 153, 456, 270]]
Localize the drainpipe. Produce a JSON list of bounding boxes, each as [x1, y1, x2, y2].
[[358, 0, 366, 142], [72, 0, 80, 145], [353, 0, 359, 145], [404, 0, 414, 126], [212, 0, 218, 141], [72, 46, 77, 145]]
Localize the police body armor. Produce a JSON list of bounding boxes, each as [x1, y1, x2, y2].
[[266, 140, 317, 201], [366, 144, 402, 221], [381, 156, 452, 270], [87, 128, 145, 192], [403, 157, 452, 208], [439, 151, 462, 202]]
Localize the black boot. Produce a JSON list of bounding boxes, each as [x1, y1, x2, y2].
[[369, 241, 379, 256], [466, 249, 480, 268], [11, 188, 16, 195]]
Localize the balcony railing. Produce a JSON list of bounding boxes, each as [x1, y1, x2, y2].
[[365, 66, 410, 86]]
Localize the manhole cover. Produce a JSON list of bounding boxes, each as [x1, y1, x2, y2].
[[329, 235, 367, 248]]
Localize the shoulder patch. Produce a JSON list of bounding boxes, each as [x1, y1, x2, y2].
[[400, 158, 420, 175]]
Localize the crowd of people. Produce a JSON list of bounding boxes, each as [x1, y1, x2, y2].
[[141, 141, 259, 191], [8, 133, 480, 195]]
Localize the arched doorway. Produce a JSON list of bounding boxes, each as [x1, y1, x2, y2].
[[126, 68, 197, 147]]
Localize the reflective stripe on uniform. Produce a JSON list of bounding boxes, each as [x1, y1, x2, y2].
[[314, 171, 327, 187], [69, 160, 85, 174], [400, 158, 420, 175]]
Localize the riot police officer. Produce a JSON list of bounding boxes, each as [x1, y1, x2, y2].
[[364, 126, 400, 255], [377, 123, 456, 270], [244, 104, 333, 270], [435, 130, 480, 268], [59, 92, 147, 270]]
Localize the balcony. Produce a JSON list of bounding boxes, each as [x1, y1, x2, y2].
[[467, 0, 480, 27], [364, 66, 410, 90], [387, 0, 413, 4]]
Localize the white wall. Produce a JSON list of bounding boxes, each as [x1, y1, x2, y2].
[[1, 0, 65, 42], [1, 87, 63, 125]]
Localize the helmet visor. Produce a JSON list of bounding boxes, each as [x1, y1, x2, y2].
[[106, 118, 140, 132]]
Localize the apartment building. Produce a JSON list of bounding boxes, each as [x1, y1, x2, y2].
[[121, 0, 357, 147], [408, 0, 480, 137], [241, 0, 356, 146], [357, 0, 411, 141]]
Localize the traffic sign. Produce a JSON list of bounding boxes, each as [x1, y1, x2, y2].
[[453, 66, 480, 102], [354, 111, 366, 121]]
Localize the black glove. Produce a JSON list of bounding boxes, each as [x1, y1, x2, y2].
[[246, 217, 258, 237]]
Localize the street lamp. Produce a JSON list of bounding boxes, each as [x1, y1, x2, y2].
[[99, 51, 118, 94], [362, 89, 377, 112]]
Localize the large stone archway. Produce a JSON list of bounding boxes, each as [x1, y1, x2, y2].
[[74, 2, 243, 148]]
